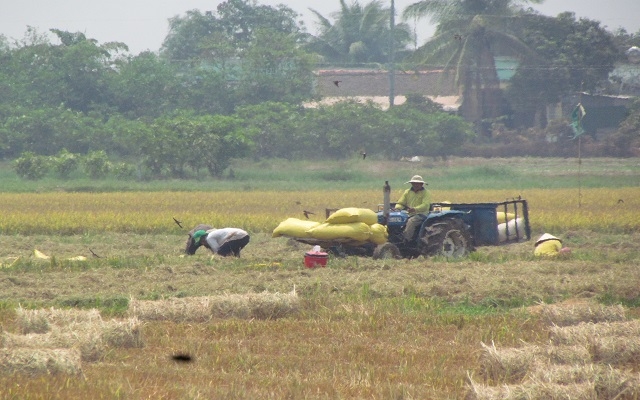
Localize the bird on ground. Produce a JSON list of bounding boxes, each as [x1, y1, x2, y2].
[[89, 248, 101, 258], [171, 353, 193, 363], [361, 151, 367, 160], [618, 199, 624, 204], [333, 80, 342, 87], [173, 217, 183, 228], [303, 210, 314, 219]]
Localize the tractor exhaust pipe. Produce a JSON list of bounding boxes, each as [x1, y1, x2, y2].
[[383, 180, 391, 225]]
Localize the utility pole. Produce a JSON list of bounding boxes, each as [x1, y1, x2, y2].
[[578, 83, 583, 208], [388, 0, 395, 108]]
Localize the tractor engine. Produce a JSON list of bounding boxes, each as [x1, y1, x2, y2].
[[377, 209, 408, 244]]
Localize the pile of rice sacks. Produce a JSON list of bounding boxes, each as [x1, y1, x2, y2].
[[272, 208, 388, 245], [497, 211, 525, 242]]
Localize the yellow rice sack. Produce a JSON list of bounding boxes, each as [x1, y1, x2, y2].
[[325, 208, 378, 225], [272, 218, 321, 238], [496, 211, 516, 224], [369, 223, 388, 245], [432, 201, 452, 212], [306, 222, 372, 242]]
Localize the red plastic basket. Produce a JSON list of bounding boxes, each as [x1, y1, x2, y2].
[[304, 251, 328, 268]]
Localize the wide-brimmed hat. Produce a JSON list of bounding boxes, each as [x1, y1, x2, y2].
[[535, 233, 561, 246], [191, 230, 208, 244], [405, 175, 426, 184]]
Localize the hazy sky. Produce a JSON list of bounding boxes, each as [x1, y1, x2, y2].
[[3, 0, 640, 54]]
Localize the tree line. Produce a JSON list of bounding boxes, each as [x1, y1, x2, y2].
[[1, 0, 639, 180]]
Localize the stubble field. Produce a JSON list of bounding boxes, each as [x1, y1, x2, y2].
[[0, 157, 639, 399]]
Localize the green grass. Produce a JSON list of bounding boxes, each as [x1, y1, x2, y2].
[[1, 157, 639, 192]]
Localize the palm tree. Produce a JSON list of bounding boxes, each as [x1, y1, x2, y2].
[[308, 0, 413, 65], [403, 0, 542, 124]]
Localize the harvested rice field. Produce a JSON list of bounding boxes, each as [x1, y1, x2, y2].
[[0, 157, 639, 399]]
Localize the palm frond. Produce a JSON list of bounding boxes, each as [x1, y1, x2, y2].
[[308, 8, 333, 31], [402, 0, 451, 22]]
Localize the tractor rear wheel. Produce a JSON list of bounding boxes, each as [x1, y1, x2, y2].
[[373, 243, 401, 260], [419, 218, 472, 258]]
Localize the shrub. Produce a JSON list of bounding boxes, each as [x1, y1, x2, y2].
[[82, 151, 111, 179], [112, 162, 137, 180], [13, 152, 50, 180], [50, 149, 79, 179]]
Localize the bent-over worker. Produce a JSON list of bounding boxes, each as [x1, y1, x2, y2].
[[394, 175, 431, 241], [190, 227, 250, 257], [534, 233, 571, 257]]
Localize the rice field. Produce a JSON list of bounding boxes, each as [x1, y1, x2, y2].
[[0, 187, 638, 235], [0, 157, 639, 399]]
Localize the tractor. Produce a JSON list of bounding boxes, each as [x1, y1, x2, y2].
[[371, 198, 530, 259], [315, 181, 531, 259]]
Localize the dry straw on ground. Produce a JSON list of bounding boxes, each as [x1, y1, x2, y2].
[[541, 344, 592, 365], [479, 342, 592, 383], [549, 319, 640, 346], [592, 366, 640, 399], [539, 302, 627, 327], [590, 336, 640, 366], [129, 290, 299, 323], [3, 318, 142, 362], [16, 306, 103, 334], [479, 342, 538, 383], [472, 301, 640, 399], [2, 329, 104, 362], [465, 379, 598, 400], [526, 363, 600, 385], [527, 364, 640, 398], [99, 318, 143, 348], [3, 307, 143, 363], [0, 348, 82, 376]]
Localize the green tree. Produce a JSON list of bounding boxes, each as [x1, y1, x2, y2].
[[235, 28, 316, 104], [235, 102, 306, 160], [610, 98, 640, 156], [161, 1, 312, 108], [305, 100, 385, 158], [611, 28, 640, 57], [110, 51, 182, 118], [308, 0, 413, 64], [137, 113, 250, 178], [505, 12, 619, 127], [161, 0, 305, 62], [382, 104, 472, 159], [0, 28, 126, 114], [138, 116, 192, 177], [105, 115, 153, 159], [1, 107, 100, 158], [180, 67, 236, 115], [403, 0, 541, 123], [185, 114, 250, 177]]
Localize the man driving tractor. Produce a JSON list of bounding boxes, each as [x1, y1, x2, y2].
[[394, 175, 431, 241]]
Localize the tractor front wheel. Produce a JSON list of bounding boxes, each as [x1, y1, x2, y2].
[[420, 218, 472, 258], [373, 243, 401, 260]]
